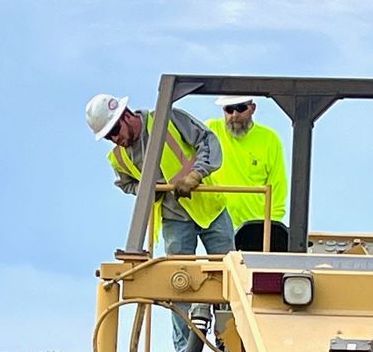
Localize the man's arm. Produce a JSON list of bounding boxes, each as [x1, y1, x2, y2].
[[113, 170, 138, 195], [171, 108, 222, 177]]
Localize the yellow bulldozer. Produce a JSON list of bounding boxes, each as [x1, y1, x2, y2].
[[93, 75, 373, 352]]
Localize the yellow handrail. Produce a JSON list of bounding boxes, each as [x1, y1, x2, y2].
[[152, 184, 272, 251]]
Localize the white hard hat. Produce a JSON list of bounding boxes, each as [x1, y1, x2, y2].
[[215, 96, 253, 106], [85, 94, 129, 141]]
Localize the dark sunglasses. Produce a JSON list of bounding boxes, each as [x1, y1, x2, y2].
[[223, 103, 250, 114], [104, 120, 121, 140]]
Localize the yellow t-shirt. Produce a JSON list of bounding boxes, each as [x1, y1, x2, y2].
[[206, 119, 288, 229]]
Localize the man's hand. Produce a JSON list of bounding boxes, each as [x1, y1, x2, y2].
[[174, 170, 202, 199]]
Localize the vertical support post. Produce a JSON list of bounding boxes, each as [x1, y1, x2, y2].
[[273, 94, 336, 253], [289, 97, 314, 252], [96, 281, 120, 352], [126, 75, 176, 253]]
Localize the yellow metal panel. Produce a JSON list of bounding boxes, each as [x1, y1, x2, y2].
[[99, 262, 134, 280], [255, 314, 373, 352], [223, 252, 373, 352], [251, 271, 373, 315], [223, 252, 268, 352], [121, 260, 226, 303], [219, 318, 243, 352]]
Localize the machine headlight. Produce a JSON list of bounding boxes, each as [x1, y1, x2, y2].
[[282, 273, 313, 306]]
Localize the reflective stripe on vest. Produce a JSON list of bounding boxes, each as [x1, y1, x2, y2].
[[147, 114, 196, 183], [112, 145, 141, 180], [165, 133, 196, 182]]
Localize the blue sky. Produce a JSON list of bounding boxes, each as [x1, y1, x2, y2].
[[1, 0, 373, 351]]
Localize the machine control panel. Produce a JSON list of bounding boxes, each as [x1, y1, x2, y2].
[[308, 232, 373, 254]]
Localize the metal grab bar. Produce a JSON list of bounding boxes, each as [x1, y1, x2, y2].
[[153, 184, 272, 251]]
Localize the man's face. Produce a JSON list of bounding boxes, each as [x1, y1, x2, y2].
[[224, 101, 256, 137], [105, 109, 140, 147]]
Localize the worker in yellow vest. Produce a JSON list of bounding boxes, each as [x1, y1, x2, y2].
[[206, 96, 288, 251], [85, 93, 235, 352]]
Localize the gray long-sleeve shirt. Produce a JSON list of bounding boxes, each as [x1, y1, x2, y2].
[[113, 108, 222, 221]]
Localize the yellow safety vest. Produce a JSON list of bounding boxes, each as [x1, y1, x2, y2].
[[107, 112, 226, 239]]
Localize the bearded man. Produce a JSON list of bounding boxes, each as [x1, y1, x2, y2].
[[206, 96, 288, 230]]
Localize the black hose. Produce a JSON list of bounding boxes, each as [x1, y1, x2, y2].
[[185, 328, 207, 352], [185, 304, 212, 352]]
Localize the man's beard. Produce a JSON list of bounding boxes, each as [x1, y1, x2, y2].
[[226, 119, 252, 137]]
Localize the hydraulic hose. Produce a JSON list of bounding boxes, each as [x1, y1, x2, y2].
[[93, 299, 221, 352]]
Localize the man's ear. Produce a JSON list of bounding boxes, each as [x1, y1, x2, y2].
[[251, 103, 257, 113]]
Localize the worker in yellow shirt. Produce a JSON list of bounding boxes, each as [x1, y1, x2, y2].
[[206, 96, 289, 251]]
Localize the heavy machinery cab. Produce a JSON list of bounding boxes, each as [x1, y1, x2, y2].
[[94, 75, 373, 352]]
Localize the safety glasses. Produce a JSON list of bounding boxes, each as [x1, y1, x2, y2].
[[104, 120, 122, 140], [223, 103, 250, 114]]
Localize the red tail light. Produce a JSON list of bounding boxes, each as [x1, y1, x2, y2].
[[252, 272, 284, 294]]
